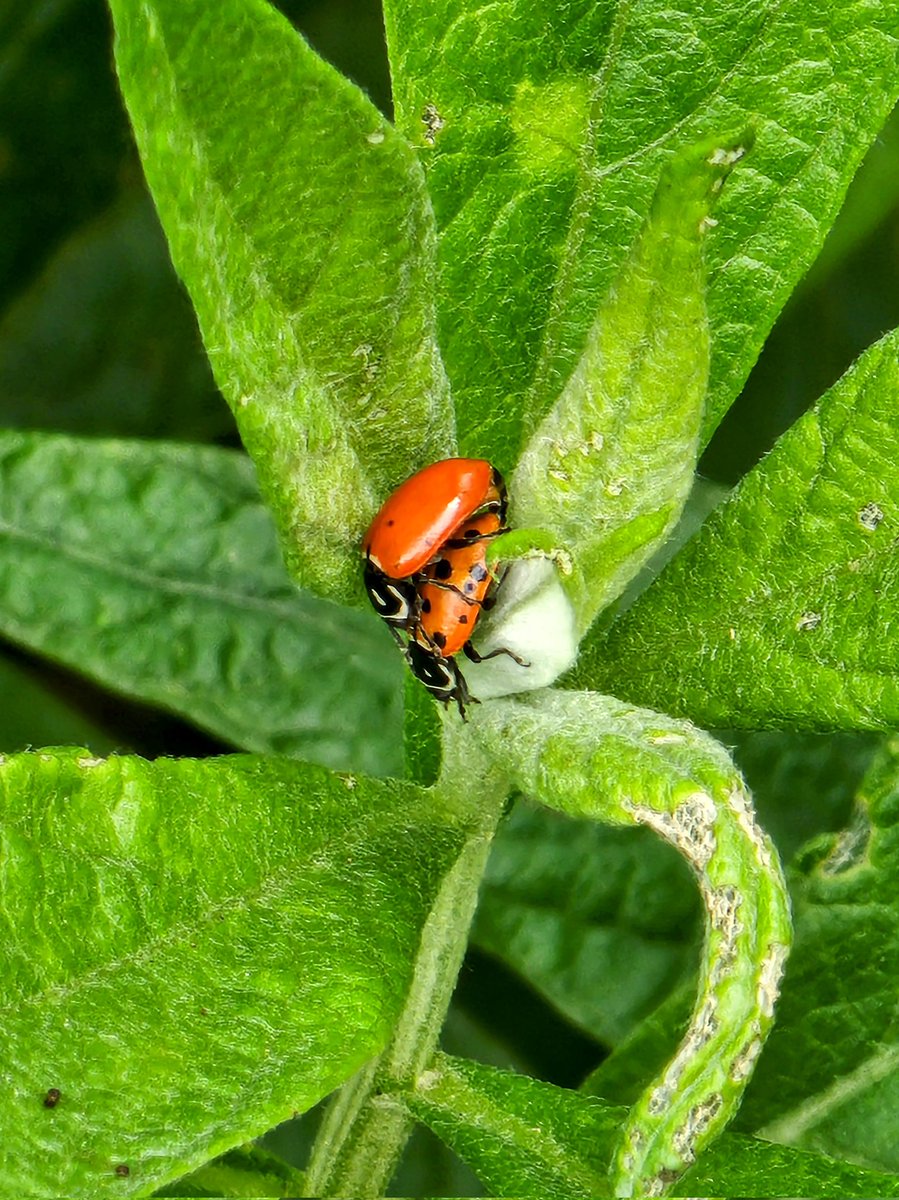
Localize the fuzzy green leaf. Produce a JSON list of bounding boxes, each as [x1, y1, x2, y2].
[[109, 0, 451, 603], [510, 140, 730, 631], [473, 801, 699, 1047], [469, 690, 791, 1194], [0, 747, 468, 1196], [157, 1146, 306, 1197], [402, 1052, 899, 1198], [406, 1052, 616, 1198], [383, 0, 899, 465], [581, 731, 879, 1106], [733, 735, 899, 1174], [0, 431, 402, 775], [572, 328, 899, 730]]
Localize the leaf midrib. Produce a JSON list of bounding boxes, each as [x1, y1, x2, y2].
[[0, 789, 442, 1019], [0, 517, 313, 621]]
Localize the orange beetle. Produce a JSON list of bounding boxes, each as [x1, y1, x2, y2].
[[362, 457, 525, 716], [363, 458, 503, 579]]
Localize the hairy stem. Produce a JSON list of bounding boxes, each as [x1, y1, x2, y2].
[[305, 737, 508, 1196]]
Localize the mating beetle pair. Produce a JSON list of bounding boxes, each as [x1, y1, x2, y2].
[[362, 458, 526, 716]]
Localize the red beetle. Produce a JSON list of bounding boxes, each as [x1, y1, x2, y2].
[[362, 458, 525, 716], [363, 458, 503, 579]]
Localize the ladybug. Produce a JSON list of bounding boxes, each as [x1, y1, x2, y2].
[[363, 458, 504, 579], [362, 458, 506, 646], [415, 507, 501, 659], [362, 458, 525, 715]]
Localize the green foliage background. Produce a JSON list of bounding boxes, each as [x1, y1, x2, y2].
[[2, 0, 899, 1194]]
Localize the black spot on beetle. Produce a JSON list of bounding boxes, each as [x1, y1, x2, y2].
[[432, 631, 447, 649], [458, 614, 469, 625], [433, 558, 453, 580], [421, 597, 432, 613], [43, 1088, 61, 1109]]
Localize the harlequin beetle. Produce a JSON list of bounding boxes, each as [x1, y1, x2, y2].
[[362, 458, 526, 715]]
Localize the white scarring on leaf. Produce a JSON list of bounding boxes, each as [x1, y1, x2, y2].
[[469, 691, 792, 1198], [624, 791, 718, 871], [858, 501, 884, 530]]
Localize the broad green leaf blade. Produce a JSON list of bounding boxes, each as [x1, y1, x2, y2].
[[402, 1052, 899, 1198], [470, 690, 792, 1195], [682, 1127, 899, 1198], [383, 0, 899, 463], [572, 328, 899, 730], [510, 140, 730, 630], [0, 748, 468, 1196], [473, 801, 700, 1047], [0, 431, 402, 775], [109, 0, 451, 604], [733, 735, 899, 1174]]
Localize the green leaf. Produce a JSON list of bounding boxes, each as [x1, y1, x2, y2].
[[572, 328, 899, 730], [405, 1052, 616, 1198], [582, 731, 877, 1105], [0, 747, 469, 1196], [469, 690, 792, 1194], [402, 1052, 899, 1198], [733, 735, 899, 1174], [0, 194, 227, 441], [585, 736, 882, 1109], [510, 139, 731, 631], [109, 0, 451, 604], [384, 0, 899, 462], [682, 1127, 899, 1198], [0, 0, 125, 310], [157, 1145, 306, 1198], [808, 100, 899, 282], [473, 801, 700, 1046], [0, 431, 402, 775]]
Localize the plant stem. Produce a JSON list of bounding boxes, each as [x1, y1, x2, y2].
[[304, 745, 508, 1197]]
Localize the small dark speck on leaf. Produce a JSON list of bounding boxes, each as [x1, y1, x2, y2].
[[43, 1088, 61, 1109], [114, 1164, 130, 1178]]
